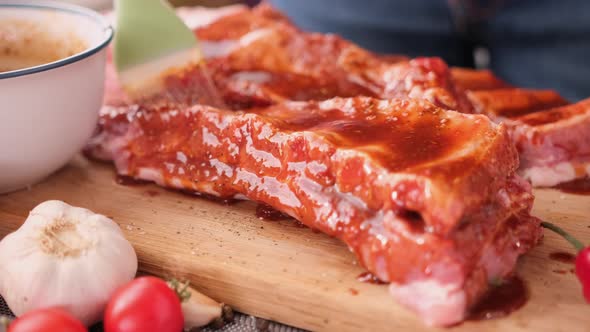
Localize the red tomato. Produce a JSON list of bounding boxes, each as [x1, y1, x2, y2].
[[104, 276, 183, 332], [575, 247, 590, 303], [8, 307, 87, 332]]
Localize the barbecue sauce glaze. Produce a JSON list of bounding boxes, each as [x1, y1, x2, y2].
[[553, 177, 590, 195], [468, 276, 529, 321]]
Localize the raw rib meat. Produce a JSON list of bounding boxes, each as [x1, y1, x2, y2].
[[87, 95, 541, 326]]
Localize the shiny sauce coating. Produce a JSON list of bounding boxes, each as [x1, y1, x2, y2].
[[254, 98, 488, 174]]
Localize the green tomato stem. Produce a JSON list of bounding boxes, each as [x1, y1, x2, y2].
[[167, 278, 192, 302], [541, 221, 585, 252]]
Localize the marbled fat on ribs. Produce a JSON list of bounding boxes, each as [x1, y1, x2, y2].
[[87, 93, 541, 326]]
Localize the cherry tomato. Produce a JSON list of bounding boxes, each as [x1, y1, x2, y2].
[[8, 308, 87, 332], [575, 247, 590, 303], [542, 221, 590, 303], [104, 276, 183, 332]]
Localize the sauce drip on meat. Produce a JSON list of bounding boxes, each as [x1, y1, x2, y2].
[[115, 175, 150, 186], [553, 177, 590, 195], [293, 221, 307, 228], [174, 190, 239, 206], [116, 175, 238, 204], [144, 190, 160, 197], [468, 276, 529, 321], [255, 203, 291, 221], [357, 272, 387, 285], [549, 251, 576, 264]]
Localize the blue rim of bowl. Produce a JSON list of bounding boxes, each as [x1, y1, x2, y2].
[[0, 1, 114, 80]]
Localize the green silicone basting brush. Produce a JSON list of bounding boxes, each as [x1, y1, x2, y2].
[[113, 0, 222, 105]]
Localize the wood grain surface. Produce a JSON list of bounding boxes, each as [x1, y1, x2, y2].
[[0, 157, 588, 332]]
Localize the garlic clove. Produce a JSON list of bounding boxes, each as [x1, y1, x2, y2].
[[182, 285, 224, 329], [0, 200, 137, 326], [0, 316, 10, 332]]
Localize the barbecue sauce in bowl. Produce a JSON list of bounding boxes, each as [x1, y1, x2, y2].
[[0, 18, 87, 73]]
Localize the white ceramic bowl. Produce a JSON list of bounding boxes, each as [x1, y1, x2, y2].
[[57, 0, 113, 10], [0, 1, 113, 193]]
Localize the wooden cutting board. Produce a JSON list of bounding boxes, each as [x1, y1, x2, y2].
[[1, 157, 589, 332]]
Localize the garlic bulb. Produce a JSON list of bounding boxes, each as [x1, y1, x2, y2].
[[0, 200, 137, 326]]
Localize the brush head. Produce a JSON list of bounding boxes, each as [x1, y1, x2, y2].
[[113, 0, 208, 101]]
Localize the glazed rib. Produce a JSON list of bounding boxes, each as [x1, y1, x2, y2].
[[93, 4, 547, 326], [87, 95, 541, 326], [197, 9, 474, 113], [505, 99, 590, 186], [468, 88, 569, 118], [457, 69, 590, 186], [450, 67, 510, 91]]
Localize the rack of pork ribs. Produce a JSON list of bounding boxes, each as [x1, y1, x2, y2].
[[89, 4, 590, 326]]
